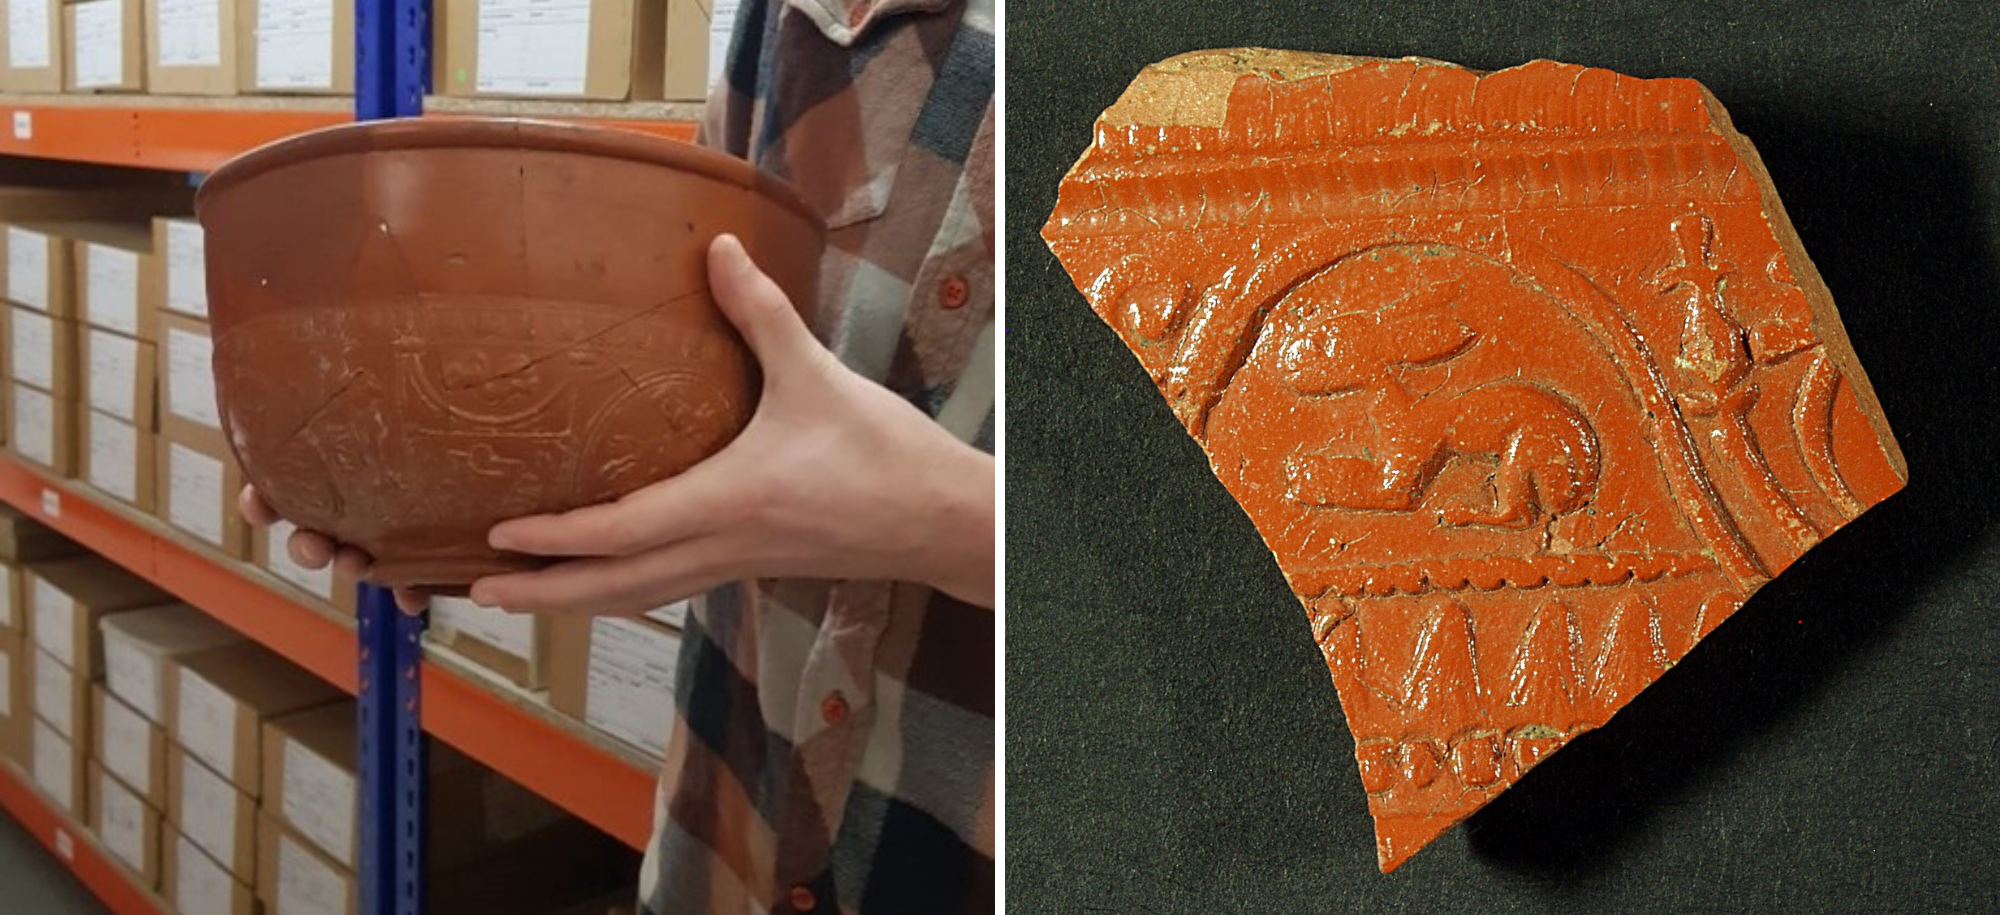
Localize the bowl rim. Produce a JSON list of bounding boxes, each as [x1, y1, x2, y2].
[[196, 117, 825, 230]]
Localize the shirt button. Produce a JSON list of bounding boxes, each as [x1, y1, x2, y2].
[[790, 885, 817, 911], [821, 692, 850, 725], [938, 275, 969, 309]]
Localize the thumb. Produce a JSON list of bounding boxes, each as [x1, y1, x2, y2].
[[708, 234, 820, 372]]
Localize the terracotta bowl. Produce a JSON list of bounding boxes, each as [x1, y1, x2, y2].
[[196, 118, 825, 592]]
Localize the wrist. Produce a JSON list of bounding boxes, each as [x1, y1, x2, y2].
[[909, 441, 996, 608]]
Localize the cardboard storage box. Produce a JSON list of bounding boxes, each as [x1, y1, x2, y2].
[[237, 0, 352, 95], [0, 502, 78, 563], [0, 631, 24, 765], [165, 639, 342, 794], [255, 809, 354, 915], [2, 223, 73, 315], [155, 217, 207, 319], [0, 0, 64, 93], [7, 306, 77, 400], [7, 381, 73, 475], [168, 744, 255, 878], [440, 0, 667, 101], [94, 682, 167, 804], [30, 644, 87, 742], [89, 761, 164, 889], [145, 0, 238, 94], [428, 596, 550, 689], [31, 715, 84, 814], [30, 645, 86, 741], [252, 520, 359, 615], [76, 226, 161, 340], [158, 429, 248, 558], [82, 409, 157, 511], [262, 702, 535, 871], [164, 830, 258, 915], [159, 311, 219, 444], [255, 807, 628, 915], [659, 0, 707, 100], [29, 553, 172, 676], [66, 0, 146, 93], [549, 614, 681, 759], [101, 602, 243, 722], [81, 327, 156, 427]]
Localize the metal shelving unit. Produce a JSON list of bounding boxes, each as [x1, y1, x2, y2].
[[0, 3, 696, 913]]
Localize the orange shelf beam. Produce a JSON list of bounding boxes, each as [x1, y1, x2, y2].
[[0, 763, 167, 915], [0, 104, 347, 172], [0, 459, 655, 849]]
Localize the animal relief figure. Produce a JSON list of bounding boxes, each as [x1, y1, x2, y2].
[[1268, 280, 1602, 529]]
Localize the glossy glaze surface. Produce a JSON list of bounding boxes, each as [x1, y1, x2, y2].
[[199, 119, 826, 590], [1045, 50, 1907, 872]]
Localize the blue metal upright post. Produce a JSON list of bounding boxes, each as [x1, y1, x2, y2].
[[353, 0, 430, 911]]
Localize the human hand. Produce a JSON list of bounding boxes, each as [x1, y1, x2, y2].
[[467, 233, 995, 615], [236, 486, 431, 613]]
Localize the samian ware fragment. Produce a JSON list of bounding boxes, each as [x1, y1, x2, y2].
[[1044, 49, 1905, 872], [198, 118, 825, 592]]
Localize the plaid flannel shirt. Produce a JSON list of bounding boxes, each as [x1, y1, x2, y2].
[[637, 1, 995, 913]]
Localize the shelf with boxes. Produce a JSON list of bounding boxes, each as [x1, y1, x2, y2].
[[0, 0, 712, 170], [0, 514, 644, 915], [0, 185, 691, 863]]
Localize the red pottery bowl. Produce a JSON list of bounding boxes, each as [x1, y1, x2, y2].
[[195, 118, 825, 592]]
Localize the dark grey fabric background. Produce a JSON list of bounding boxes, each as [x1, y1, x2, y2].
[[1004, 1, 2000, 912]]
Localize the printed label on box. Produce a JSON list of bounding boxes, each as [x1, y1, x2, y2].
[[168, 444, 226, 545], [584, 617, 680, 757], [72, 0, 126, 89], [281, 738, 354, 863], [32, 579, 73, 667], [174, 834, 232, 915], [433, 596, 534, 658], [0, 565, 14, 630], [643, 599, 690, 630], [102, 690, 152, 788], [179, 751, 236, 864], [107, 635, 163, 720], [267, 520, 333, 599], [165, 221, 208, 317], [156, 0, 222, 67], [12, 385, 57, 467], [166, 326, 219, 428], [709, 0, 739, 87], [176, 670, 235, 780], [32, 648, 70, 734], [86, 246, 140, 334], [255, 0, 332, 88], [10, 308, 54, 389], [87, 329, 141, 419], [476, 0, 590, 95], [98, 769, 147, 871], [88, 412, 140, 502], [32, 719, 71, 808], [6, 228, 48, 309], [7, 0, 50, 68], [277, 835, 347, 915]]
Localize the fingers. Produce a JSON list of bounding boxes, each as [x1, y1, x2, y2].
[[287, 527, 336, 569], [488, 467, 738, 558], [469, 537, 734, 615], [708, 234, 823, 374], [395, 589, 428, 615], [238, 485, 279, 526]]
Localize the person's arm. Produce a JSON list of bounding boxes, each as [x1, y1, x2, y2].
[[467, 235, 995, 613]]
